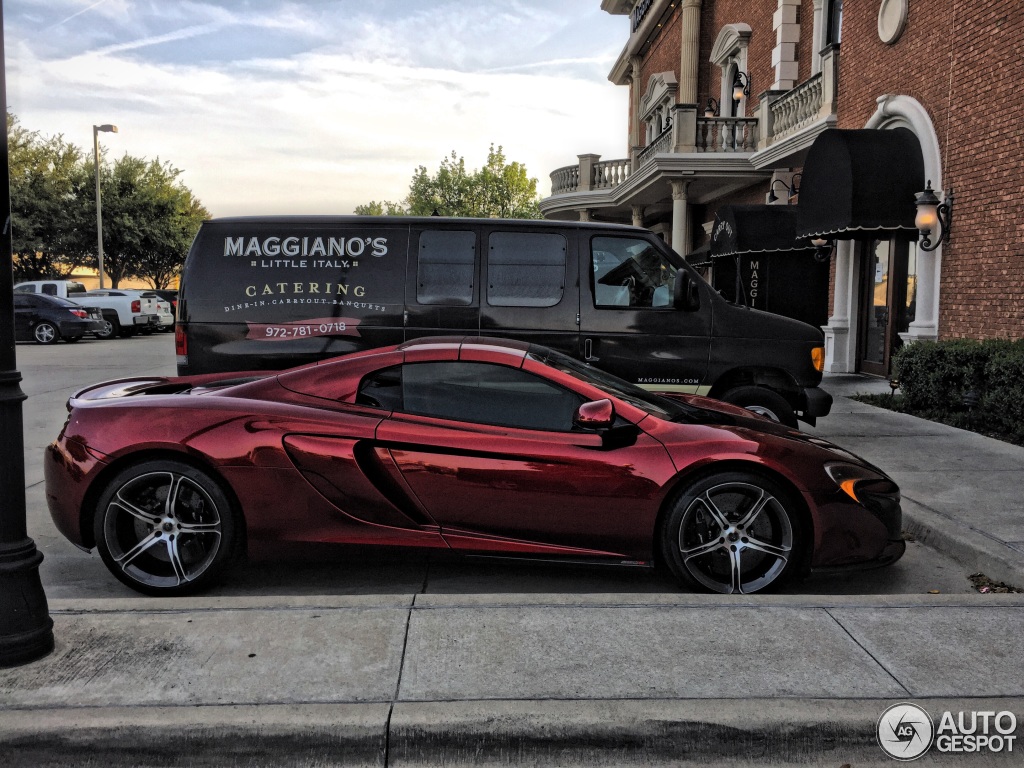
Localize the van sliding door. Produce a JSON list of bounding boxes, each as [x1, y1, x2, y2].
[[405, 226, 481, 340], [478, 226, 580, 356]]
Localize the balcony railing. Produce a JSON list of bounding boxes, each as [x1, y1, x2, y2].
[[636, 127, 673, 165], [695, 117, 758, 153], [769, 72, 824, 141]]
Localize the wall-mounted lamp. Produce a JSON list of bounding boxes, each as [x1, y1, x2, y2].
[[732, 71, 751, 101], [768, 174, 801, 204], [810, 236, 833, 262], [704, 97, 720, 118], [914, 181, 953, 251]]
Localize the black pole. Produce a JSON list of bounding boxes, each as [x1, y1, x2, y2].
[[0, 0, 55, 667]]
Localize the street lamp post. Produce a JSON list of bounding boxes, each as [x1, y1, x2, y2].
[[93, 124, 117, 289], [0, 1, 54, 667]]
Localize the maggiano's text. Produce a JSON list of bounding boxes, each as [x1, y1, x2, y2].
[[246, 282, 366, 298], [225, 236, 388, 258]]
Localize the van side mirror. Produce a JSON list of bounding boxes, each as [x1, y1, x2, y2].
[[575, 398, 615, 429], [674, 271, 701, 312]]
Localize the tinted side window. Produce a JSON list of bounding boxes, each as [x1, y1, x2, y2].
[[487, 232, 565, 307], [13, 284, 34, 293], [402, 361, 581, 431], [357, 365, 403, 410], [417, 230, 475, 306], [592, 236, 677, 309], [41, 284, 57, 296]]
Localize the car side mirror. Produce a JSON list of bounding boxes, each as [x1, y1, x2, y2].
[[674, 271, 701, 312], [575, 398, 615, 429]]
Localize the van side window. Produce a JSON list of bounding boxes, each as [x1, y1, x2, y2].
[[417, 230, 475, 305], [487, 232, 565, 307], [592, 236, 677, 309]]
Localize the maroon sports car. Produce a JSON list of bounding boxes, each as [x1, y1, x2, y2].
[[45, 336, 905, 596]]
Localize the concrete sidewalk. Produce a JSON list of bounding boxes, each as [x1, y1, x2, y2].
[[3, 373, 1024, 765]]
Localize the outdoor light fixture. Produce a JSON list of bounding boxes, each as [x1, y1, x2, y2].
[[732, 71, 751, 101], [914, 180, 953, 252], [704, 97, 720, 118], [811, 236, 833, 262], [93, 124, 119, 289], [767, 174, 801, 204]]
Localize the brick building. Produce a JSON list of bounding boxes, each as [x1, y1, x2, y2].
[[541, 0, 1023, 376]]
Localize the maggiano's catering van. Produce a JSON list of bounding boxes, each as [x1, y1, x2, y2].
[[176, 216, 831, 426]]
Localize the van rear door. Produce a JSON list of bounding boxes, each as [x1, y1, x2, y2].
[[578, 233, 711, 393]]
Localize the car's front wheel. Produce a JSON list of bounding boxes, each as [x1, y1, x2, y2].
[[93, 460, 239, 596], [661, 471, 803, 594], [33, 321, 59, 344], [94, 314, 120, 340]]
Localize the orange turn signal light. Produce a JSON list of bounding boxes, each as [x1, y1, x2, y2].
[[811, 346, 825, 373]]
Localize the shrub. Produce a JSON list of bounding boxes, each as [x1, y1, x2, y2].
[[891, 339, 1024, 441]]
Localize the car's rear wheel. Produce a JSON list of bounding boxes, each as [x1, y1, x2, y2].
[[93, 460, 239, 596], [33, 322, 58, 344], [661, 471, 802, 594]]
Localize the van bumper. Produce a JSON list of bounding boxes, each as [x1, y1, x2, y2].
[[797, 386, 833, 426]]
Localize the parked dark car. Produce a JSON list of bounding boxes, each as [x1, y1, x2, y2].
[[14, 293, 104, 344], [45, 336, 904, 597]]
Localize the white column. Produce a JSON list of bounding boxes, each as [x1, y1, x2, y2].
[[823, 240, 856, 373], [679, 0, 702, 105], [906, 242, 940, 341], [578, 209, 592, 223], [631, 205, 645, 228], [670, 181, 691, 256]]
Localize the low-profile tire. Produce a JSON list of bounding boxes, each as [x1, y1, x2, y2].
[[64, 335, 83, 343], [33, 322, 59, 344], [660, 471, 804, 595], [93, 459, 240, 596], [94, 314, 120, 340], [720, 386, 798, 428]]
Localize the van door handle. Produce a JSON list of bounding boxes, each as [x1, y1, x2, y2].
[[584, 338, 595, 361]]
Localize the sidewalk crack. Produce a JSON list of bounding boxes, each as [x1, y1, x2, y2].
[[385, 594, 416, 767], [824, 608, 912, 697]]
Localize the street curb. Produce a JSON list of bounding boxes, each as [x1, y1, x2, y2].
[[901, 497, 1024, 590], [6, 698, 1024, 767]]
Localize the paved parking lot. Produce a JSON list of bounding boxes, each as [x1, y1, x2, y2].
[[17, 333, 980, 600]]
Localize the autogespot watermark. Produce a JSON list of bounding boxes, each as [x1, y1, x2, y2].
[[877, 703, 1018, 760]]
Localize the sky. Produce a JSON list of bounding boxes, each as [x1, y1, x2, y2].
[[3, 0, 629, 218]]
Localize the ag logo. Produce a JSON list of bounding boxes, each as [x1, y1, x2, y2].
[[877, 703, 934, 760]]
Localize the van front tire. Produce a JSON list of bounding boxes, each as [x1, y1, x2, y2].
[[720, 386, 797, 428]]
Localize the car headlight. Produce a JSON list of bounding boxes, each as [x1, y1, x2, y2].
[[825, 462, 900, 514]]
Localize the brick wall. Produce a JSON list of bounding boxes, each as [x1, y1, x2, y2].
[[838, 0, 1024, 340]]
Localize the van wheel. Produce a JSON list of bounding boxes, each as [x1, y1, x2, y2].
[[720, 386, 797, 428]]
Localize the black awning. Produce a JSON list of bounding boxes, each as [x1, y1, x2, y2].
[[710, 204, 815, 258], [796, 127, 925, 240], [685, 242, 711, 267]]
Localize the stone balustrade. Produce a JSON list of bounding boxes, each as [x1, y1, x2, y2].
[[769, 73, 824, 140]]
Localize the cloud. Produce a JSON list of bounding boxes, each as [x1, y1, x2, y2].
[[6, 0, 627, 216]]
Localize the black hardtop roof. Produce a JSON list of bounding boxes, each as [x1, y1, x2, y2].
[[200, 215, 647, 233]]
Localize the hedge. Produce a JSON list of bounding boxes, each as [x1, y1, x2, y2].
[[891, 339, 1024, 441]]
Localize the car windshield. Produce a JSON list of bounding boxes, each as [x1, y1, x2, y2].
[[527, 346, 700, 422]]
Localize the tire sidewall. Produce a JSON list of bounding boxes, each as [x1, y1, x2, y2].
[[721, 386, 798, 428], [660, 470, 804, 594], [93, 459, 239, 596]]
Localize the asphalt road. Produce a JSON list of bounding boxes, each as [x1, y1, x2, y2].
[[16, 332, 979, 600]]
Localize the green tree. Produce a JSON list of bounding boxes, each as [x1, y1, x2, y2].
[[356, 144, 542, 219], [8, 114, 92, 280], [97, 155, 210, 288]]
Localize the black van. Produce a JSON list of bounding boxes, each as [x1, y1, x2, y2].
[[175, 216, 831, 426]]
